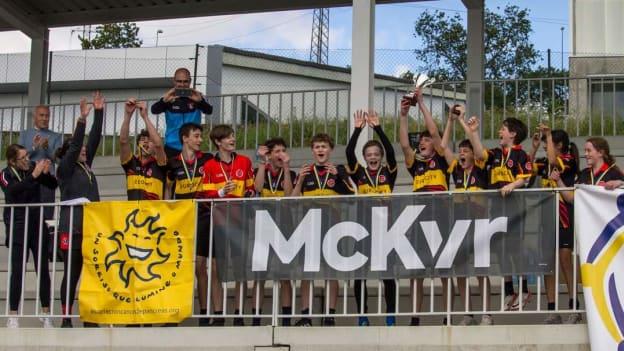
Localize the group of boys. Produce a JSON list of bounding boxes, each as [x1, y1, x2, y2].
[[120, 75, 540, 327]]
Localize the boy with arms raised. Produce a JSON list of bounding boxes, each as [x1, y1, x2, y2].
[[398, 89, 455, 325]]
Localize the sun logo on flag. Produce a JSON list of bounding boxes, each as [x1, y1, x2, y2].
[[581, 194, 624, 351], [104, 209, 171, 288]]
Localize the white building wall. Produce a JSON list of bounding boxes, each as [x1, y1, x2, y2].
[[572, 0, 624, 56]]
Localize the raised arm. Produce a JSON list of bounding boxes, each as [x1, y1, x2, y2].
[[138, 101, 167, 166], [120, 98, 136, 164], [458, 116, 486, 161], [418, 90, 454, 165], [57, 101, 88, 177], [538, 124, 559, 169], [86, 91, 104, 167], [367, 110, 396, 169], [254, 146, 269, 193], [398, 97, 415, 166], [528, 131, 541, 162], [346, 110, 365, 171], [191, 90, 213, 114], [151, 88, 175, 114], [440, 111, 454, 151]]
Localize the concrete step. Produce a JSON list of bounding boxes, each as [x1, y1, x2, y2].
[[0, 325, 589, 350]]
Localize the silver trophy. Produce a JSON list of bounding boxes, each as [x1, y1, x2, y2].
[[404, 73, 436, 106]]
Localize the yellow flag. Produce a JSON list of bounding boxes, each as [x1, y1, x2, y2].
[[79, 200, 196, 324]]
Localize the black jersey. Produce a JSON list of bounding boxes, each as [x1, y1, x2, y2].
[[122, 155, 167, 200], [407, 151, 449, 192], [299, 164, 355, 197], [577, 163, 623, 186], [486, 145, 532, 189], [167, 151, 213, 199], [449, 150, 489, 191], [348, 163, 397, 194], [534, 153, 577, 189], [255, 166, 297, 198]]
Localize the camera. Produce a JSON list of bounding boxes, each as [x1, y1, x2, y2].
[[175, 88, 193, 98]]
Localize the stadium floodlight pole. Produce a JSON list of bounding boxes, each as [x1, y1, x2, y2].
[[560, 27, 564, 70], [191, 44, 205, 89]]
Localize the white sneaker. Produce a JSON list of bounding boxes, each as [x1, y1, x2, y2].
[[565, 313, 582, 324], [40, 316, 54, 328], [504, 294, 518, 311], [6, 317, 19, 328], [458, 315, 478, 326], [480, 315, 494, 325], [544, 314, 562, 324]]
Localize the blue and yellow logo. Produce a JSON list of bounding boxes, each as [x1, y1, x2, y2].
[[581, 194, 624, 351]]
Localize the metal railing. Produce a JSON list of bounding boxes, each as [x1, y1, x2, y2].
[[0, 188, 584, 327], [0, 75, 622, 159]]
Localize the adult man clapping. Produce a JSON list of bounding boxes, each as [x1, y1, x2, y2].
[[18, 105, 62, 214]]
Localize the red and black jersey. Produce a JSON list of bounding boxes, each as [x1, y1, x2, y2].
[[167, 151, 213, 200], [534, 154, 577, 189], [407, 151, 449, 192], [299, 164, 355, 197], [122, 154, 167, 200], [486, 145, 532, 189], [203, 152, 255, 198], [449, 151, 489, 191], [534, 154, 578, 229], [255, 166, 297, 198], [347, 163, 397, 194], [577, 162, 623, 186]]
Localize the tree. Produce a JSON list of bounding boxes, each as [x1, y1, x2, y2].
[[399, 70, 415, 81], [413, 5, 538, 81], [79, 23, 142, 49]]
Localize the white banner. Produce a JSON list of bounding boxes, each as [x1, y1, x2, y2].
[[576, 185, 624, 351]]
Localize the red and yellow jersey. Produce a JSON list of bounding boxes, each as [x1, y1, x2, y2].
[[407, 151, 449, 192], [486, 145, 532, 189], [203, 152, 255, 198], [122, 154, 167, 200], [255, 166, 297, 198], [449, 150, 489, 192], [167, 151, 212, 200]]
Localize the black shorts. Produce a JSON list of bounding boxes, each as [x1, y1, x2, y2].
[[195, 210, 211, 258], [558, 223, 574, 250]]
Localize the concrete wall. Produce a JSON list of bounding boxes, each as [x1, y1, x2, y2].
[[0, 325, 589, 350], [571, 0, 624, 58]]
